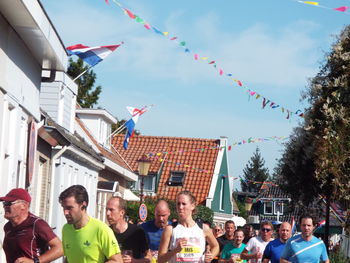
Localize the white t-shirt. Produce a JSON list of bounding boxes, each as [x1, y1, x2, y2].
[[169, 223, 206, 263], [245, 236, 272, 263]]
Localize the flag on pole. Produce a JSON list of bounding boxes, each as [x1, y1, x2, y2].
[[291, 216, 297, 235], [317, 219, 326, 229], [66, 43, 123, 67], [123, 106, 149, 149]]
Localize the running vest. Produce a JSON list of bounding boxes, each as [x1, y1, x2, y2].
[[169, 222, 206, 263]]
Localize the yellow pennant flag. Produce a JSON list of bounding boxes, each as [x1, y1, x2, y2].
[[163, 32, 169, 36], [302, 1, 319, 6]]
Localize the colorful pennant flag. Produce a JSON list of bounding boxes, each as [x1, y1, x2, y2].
[[105, 0, 307, 119], [66, 43, 123, 67]]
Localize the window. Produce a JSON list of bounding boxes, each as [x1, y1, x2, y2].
[[264, 201, 273, 214], [220, 177, 225, 211], [168, 171, 185, 186], [134, 174, 156, 193], [274, 201, 284, 215]]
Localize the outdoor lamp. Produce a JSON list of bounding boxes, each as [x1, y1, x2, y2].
[[137, 156, 151, 204]]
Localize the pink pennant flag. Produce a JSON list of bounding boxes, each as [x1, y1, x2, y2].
[[170, 37, 178, 40], [124, 8, 136, 19], [219, 69, 224, 75], [144, 23, 151, 30], [194, 54, 199, 60], [105, 0, 109, 4], [334, 6, 348, 12], [237, 80, 243, 86], [249, 91, 256, 96]]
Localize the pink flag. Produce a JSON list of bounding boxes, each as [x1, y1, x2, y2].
[[144, 23, 151, 30], [219, 69, 224, 75], [334, 6, 348, 12], [170, 37, 178, 40], [105, 0, 109, 4], [124, 8, 136, 19], [237, 80, 243, 87], [194, 54, 199, 60]]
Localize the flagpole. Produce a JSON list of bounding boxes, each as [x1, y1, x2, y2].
[[104, 123, 127, 145], [73, 65, 94, 81]]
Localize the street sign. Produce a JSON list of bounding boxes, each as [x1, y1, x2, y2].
[[139, 203, 148, 222]]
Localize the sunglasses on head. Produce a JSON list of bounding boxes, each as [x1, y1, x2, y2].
[[261, 228, 272, 232], [2, 200, 22, 207]]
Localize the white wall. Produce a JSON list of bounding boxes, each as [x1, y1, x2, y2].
[[41, 72, 77, 133], [49, 154, 99, 238]]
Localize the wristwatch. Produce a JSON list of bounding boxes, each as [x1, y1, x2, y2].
[[33, 257, 40, 263]]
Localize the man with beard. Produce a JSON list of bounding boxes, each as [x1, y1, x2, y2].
[[241, 221, 274, 263], [262, 222, 291, 263], [106, 196, 151, 263], [59, 185, 122, 263], [280, 214, 329, 263]]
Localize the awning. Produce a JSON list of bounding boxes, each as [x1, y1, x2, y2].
[[123, 189, 140, 201]]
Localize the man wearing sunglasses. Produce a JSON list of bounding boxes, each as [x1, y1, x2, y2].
[[1, 188, 63, 263], [240, 221, 274, 263]]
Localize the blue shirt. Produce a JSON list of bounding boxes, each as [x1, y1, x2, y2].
[[140, 220, 170, 251], [281, 234, 328, 263], [263, 238, 286, 263]]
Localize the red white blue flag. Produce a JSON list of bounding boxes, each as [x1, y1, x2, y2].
[[123, 106, 149, 149], [66, 43, 122, 66], [291, 216, 297, 235]]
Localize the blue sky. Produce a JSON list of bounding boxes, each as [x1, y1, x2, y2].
[[41, 0, 349, 190]]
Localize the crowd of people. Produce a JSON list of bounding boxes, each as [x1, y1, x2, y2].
[[0, 186, 330, 263]]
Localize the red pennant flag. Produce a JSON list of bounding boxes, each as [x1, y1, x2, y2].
[[237, 80, 243, 86], [228, 146, 232, 151], [105, 0, 109, 3], [170, 37, 178, 40], [208, 61, 215, 64], [124, 8, 136, 19], [334, 6, 348, 12]]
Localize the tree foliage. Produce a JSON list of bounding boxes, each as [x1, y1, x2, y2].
[[276, 25, 350, 223], [67, 58, 101, 108], [240, 147, 269, 192], [125, 197, 214, 225]]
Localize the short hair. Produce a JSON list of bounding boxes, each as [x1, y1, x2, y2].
[[109, 196, 127, 211], [59, 185, 89, 207], [260, 221, 273, 230], [299, 213, 317, 225], [225, 220, 236, 228], [234, 229, 245, 236], [243, 224, 253, 230]]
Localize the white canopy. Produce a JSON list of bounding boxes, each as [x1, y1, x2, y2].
[[231, 216, 246, 227], [122, 189, 140, 201]]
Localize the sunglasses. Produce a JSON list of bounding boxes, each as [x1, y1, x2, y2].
[[261, 228, 272, 232], [2, 200, 22, 207]]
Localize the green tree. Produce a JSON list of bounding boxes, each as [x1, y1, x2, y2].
[[67, 58, 101, 108], [276, 25, 350, 231], [240, 147, 269, 192]]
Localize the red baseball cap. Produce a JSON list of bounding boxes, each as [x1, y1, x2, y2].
[[0, 188, 31, 203]]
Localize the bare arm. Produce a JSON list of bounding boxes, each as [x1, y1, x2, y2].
[[106, 253, 123, 263], [323, 260, 330, 263], [123, 249, 152, 263], [203, 224, 219, 262], [280, 258, 291, 263], [158, 226, 184, 263], [241, 248, 262, 261]]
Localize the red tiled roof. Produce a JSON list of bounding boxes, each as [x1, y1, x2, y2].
[[112, 135, 221, 204], [75, 117, 132, 170]]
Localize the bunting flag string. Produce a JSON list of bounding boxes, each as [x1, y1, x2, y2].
[[145, 136, 288, 157], [296, 1, 349, 13], [104, 0, 305, 120]]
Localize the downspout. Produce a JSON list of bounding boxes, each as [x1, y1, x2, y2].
[[48, 145, 68, 226]]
